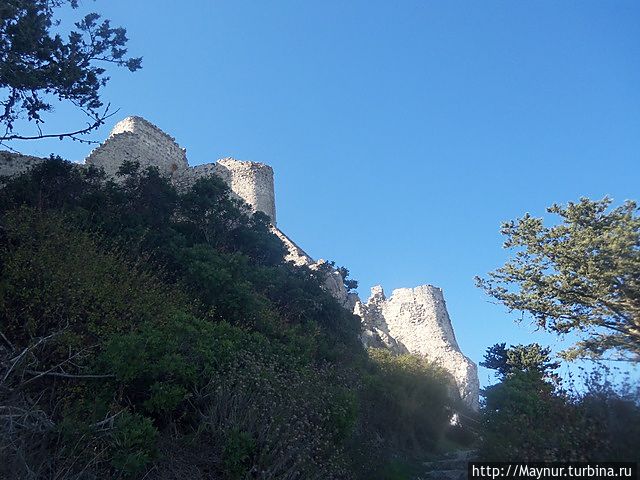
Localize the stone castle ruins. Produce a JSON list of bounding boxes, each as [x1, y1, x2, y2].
[[0, 116, 479, 409]]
